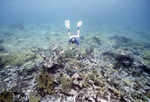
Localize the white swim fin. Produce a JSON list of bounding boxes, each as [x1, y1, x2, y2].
[[65, 20, 70, 29], [77, 21, 82, 28]]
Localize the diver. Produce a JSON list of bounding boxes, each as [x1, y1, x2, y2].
[[65, 20, 82, 52]]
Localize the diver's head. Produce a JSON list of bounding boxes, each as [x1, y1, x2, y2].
[[71, 38, 76, 43]]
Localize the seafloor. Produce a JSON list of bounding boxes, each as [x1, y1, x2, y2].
[[0, 23, 150, 102]]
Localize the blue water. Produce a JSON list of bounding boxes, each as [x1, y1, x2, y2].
[[0, 0, 150, 31], [0, 0, 150, 51], [0, 0, 150, 57]]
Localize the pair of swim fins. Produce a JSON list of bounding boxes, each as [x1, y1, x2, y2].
[[65, 20, 82, 29]]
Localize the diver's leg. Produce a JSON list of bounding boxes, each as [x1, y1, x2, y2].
[[65, 20, 71, 37], [77, 27, 80, 36], [77, 21, 82, 36]]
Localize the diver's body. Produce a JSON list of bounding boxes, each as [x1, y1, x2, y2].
[[65, 20, 82, 52]]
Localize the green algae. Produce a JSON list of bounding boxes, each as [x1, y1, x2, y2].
[[100, 87, 106, 95], [146, 90, 150, 99], [106, 65, 118, 72], [146, 94, 150, 98], [29, 94, 40, 102], [143, 50, 150, 60], [108, 86, 124, 100], [142, 50, 150, 65], [84, 72, 95, 87], [122, 78, 132, 85], [60, 74, 72, 92], [0, 90, 13, 102], [133, 99, 144, 102], [132, 93, 148, 102], [0, 50, 36, 69], [84, 70, 105, 87], [35, 72, 54, 93]]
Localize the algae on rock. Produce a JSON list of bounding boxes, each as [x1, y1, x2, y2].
[[0, 50, 36, 68], [142, 50, 150, 65], [84, 70, 103, 87], [122, 78, 132, 86], [0, 90, 14, 102], [92, 35, 102, 45]]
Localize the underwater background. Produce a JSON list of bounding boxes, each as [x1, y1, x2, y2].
[[0, 0, 150, 102]]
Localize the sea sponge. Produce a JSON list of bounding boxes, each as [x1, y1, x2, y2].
[[0, 90, 13, 102], [60, 74, 72, 92], [35, 72, 54, 93]]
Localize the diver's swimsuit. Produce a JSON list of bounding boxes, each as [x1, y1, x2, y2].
[[69, 37, 79, 45]]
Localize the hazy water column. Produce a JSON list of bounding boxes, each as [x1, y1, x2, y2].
[[0, 0, 149, 30]]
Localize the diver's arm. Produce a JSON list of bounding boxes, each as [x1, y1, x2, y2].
[[68, 43, 72, 50], [68, 29, 71, 37], [78, 45, 80, 53]]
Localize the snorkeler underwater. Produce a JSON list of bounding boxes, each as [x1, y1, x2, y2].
[[0, 0, 150, 102], [65, 20, 82, 53]]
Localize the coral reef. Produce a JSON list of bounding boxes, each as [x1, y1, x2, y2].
[[38, 44, 64, 69], [1, 20, 150, 102], [0, 44, 150, 102]]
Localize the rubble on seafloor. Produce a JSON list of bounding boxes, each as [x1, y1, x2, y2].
[[0, 44, 150, 102]]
